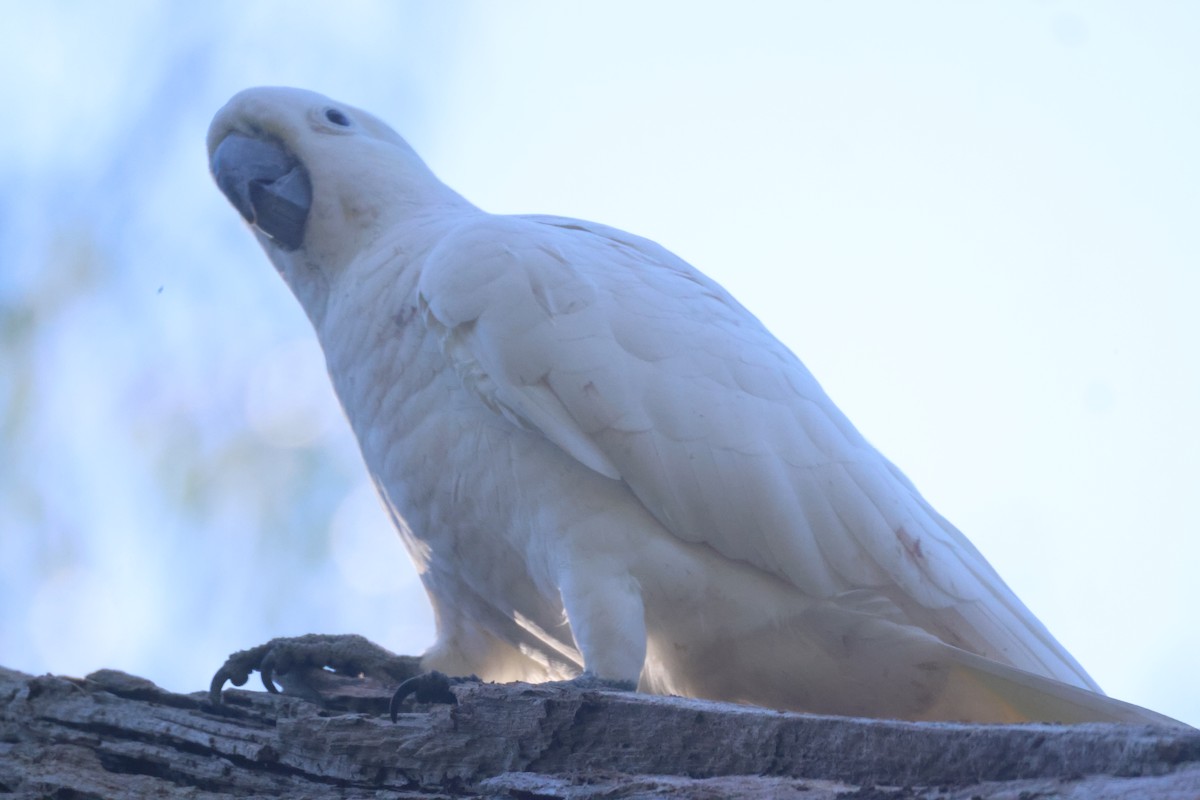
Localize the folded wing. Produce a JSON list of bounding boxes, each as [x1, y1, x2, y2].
[[417, 212, 1098, 692]]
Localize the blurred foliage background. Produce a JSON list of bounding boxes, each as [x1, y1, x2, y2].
[[0, 0, 453, 693]]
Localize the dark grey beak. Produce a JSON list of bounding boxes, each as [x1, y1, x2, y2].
[[211, 133, 312, 251]]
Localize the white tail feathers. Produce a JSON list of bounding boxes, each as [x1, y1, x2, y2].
[[922, 647, 1187, 726]]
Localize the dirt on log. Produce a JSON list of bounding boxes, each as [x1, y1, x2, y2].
[[1, 664, 1197, 798]]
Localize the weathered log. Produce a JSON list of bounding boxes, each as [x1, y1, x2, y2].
[[1, 664, 1197, 798]]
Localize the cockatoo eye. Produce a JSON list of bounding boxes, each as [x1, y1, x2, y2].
[[325, 108, 351, 127]]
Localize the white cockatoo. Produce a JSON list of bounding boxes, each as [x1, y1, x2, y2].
[[207, 87, 1179, 725]]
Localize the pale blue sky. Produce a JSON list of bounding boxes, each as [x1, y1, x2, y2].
[[1, 2, 1196, 726]]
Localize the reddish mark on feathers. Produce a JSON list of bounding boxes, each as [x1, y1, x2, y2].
[[583, 381, 599, 397], [393, 305, 417, 328], [896, 525, 924, 561]]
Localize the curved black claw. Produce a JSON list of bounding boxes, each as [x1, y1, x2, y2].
[[209, 633, 421, 706], [389, 671, 478, 722], [209, 640, 276, 705]]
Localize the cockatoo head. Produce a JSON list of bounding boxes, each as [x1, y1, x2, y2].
[[207, 87, 465, 318]]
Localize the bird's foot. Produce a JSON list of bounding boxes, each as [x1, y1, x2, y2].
[[388, 670, 480, 721], [559, 671, 637, 692], [209, 633, 422, 708], [385, 670, 632, 721]]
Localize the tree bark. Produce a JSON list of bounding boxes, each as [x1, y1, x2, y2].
[[2, 664, 1197, 798]]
